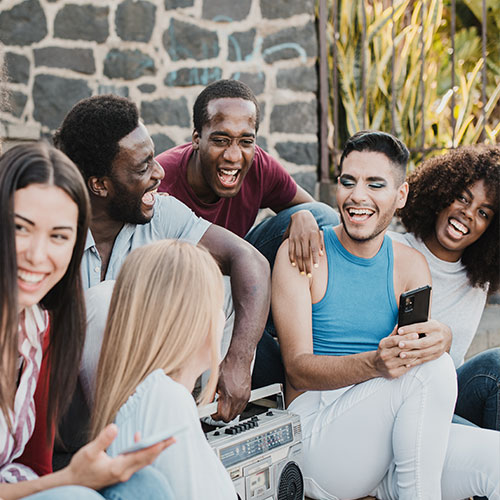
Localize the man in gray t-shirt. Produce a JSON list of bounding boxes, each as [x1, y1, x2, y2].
[[51, 95, 270, 461]]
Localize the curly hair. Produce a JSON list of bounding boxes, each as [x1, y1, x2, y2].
[[193, 79, 260, 134], [53, 94, 139, 182], [399, 145, 500, 291]]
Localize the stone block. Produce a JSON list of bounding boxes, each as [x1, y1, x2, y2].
[[141, 97, 190, 127], [116, 0, 156, 42], [256, 136, 268, 151], [230, 72, 265, 95], [275, 141, 318, 166], [97, 85, 129, 97], [9, 91, 28, 118], [262, 22, 317, 63], [34, 47, 95, 75], [277, 66, 317, 92], [165, 67, 222, 87], [33, 75, 91, 129], [54, 5, 109, 42], [152, 133, 176, 155], [104, 49, 155, 80], [163, 19, 219, 61], [0, 0, 47, 46], [5, 53, 30, 84], [260, 0, 314, 19], [202, 0, 251, 21], [270, 101, 317, 135], [228, 29, 256, 61], [138, 84, 156, 93], [292, 171, 317, 196], [164, 0, 193, 9]]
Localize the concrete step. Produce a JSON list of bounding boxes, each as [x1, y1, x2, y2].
[[465, 304, 500, 360]]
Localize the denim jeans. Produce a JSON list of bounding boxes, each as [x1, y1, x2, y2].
[[22, 466, 174, 500], [248, 202, 339, 390], [455, 347, 500, 431]]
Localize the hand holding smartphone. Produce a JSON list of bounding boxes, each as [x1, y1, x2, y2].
[[121, 422, 188, 454], [398, 285, 431, 338]]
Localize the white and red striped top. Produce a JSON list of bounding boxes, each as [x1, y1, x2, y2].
[[0, 304, 48, 483]]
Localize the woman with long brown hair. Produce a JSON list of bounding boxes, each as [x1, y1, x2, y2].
[[0, 142, 172, 499]]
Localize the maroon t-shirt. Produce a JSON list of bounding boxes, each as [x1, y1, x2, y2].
[[156, 144, 297, 238]]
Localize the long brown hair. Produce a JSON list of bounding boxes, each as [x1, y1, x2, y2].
[[0, 142, 90, 437]]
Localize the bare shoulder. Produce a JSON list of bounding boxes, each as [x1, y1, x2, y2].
[[392, 239, 431, 293]]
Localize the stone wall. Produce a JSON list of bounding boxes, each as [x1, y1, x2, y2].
[[0, 0, 320, 194]]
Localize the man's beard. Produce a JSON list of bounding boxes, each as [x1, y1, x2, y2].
[[107, 181, 151, 225], [339, 206, 395, 243]]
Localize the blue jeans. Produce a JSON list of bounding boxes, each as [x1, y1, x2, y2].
[[23, 466, 173, 500], [247, 202, 340, 389], [455, 347, 500, 431]]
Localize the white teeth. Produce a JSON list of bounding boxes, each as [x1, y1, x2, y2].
[[219, 169, 238, 176], [450, 219, 468, 234], [18, 270, 45, 283], [348, 208, 373, 215]]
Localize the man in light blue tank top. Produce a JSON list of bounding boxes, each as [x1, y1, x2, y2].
[[273, 131, 500, 500]]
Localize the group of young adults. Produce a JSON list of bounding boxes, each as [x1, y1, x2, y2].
[[0, 76, 498, 500]]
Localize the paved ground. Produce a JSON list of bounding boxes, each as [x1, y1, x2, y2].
[[466, 303, 500, 359]]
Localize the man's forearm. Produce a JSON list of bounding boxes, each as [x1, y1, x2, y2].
[[286, 351, 379, 392], [225, 252, 271, 363]]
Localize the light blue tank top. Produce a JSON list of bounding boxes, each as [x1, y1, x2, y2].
[[312, 226, 398, 355]]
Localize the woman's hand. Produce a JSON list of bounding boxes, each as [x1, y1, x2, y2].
[[64, 424, 174, 490]]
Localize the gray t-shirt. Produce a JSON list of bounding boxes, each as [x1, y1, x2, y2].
[[389, 231, 488, 367], [81, 194, 211, 289]]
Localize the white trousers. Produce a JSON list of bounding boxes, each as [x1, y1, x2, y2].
[[289, 354, 500, 500]]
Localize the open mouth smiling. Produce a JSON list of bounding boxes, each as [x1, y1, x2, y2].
[[217, 168, 240, 188], [142, 182, 160, 207], [448, 217, 469, 237], [346, 207, 375, 222]]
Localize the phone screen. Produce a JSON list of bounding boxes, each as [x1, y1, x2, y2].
[[121, 423, 188, 454], [398, 285, 431, 334]]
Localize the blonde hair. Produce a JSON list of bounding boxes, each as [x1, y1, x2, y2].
[[91, 240, 224, 439]]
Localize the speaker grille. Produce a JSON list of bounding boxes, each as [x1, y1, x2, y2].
[[277, 461, 304, 500]]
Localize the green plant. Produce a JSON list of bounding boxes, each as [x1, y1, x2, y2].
[[326, 0, 500, 172]]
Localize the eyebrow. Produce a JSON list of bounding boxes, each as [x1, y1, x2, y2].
[[339, 174, 387, 182], [464, 187, 496, 211], [15, 213, 75, 231], [133, 153, 153, 169], [209, 131, 255, 138]]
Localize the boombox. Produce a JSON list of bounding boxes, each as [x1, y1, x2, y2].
[[200, 384, 304, 500]]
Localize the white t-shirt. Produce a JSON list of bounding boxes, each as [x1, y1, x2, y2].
[[388, 232, 488, 367], [107, 369, 236, 500]]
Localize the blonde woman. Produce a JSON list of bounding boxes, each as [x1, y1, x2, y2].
[[91, 240, 236, 499]]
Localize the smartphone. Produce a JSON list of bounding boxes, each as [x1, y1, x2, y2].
[[121, 423, 188, 454], [398, 285, 431, 337]]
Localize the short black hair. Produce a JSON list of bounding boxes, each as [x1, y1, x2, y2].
[[53, 94, 139, 182], [339, 130, 409, 184], [193, 79, 260, 135]]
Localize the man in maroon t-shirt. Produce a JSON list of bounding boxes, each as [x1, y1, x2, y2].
[[156, 80, 339, 388], [156, 79, 339, 276]]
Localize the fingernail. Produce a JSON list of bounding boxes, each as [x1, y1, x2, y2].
[[313, 263, 319, 268], [400, 352, 406, 358], [399, 342, 405, 348], [291, 262, 296, 267], [307, 273, 312, 278], [319, 250, 324, 256], [300, 271, 305, 275]]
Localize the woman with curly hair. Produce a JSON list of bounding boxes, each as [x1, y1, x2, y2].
[[391, 144, 499, 430]]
